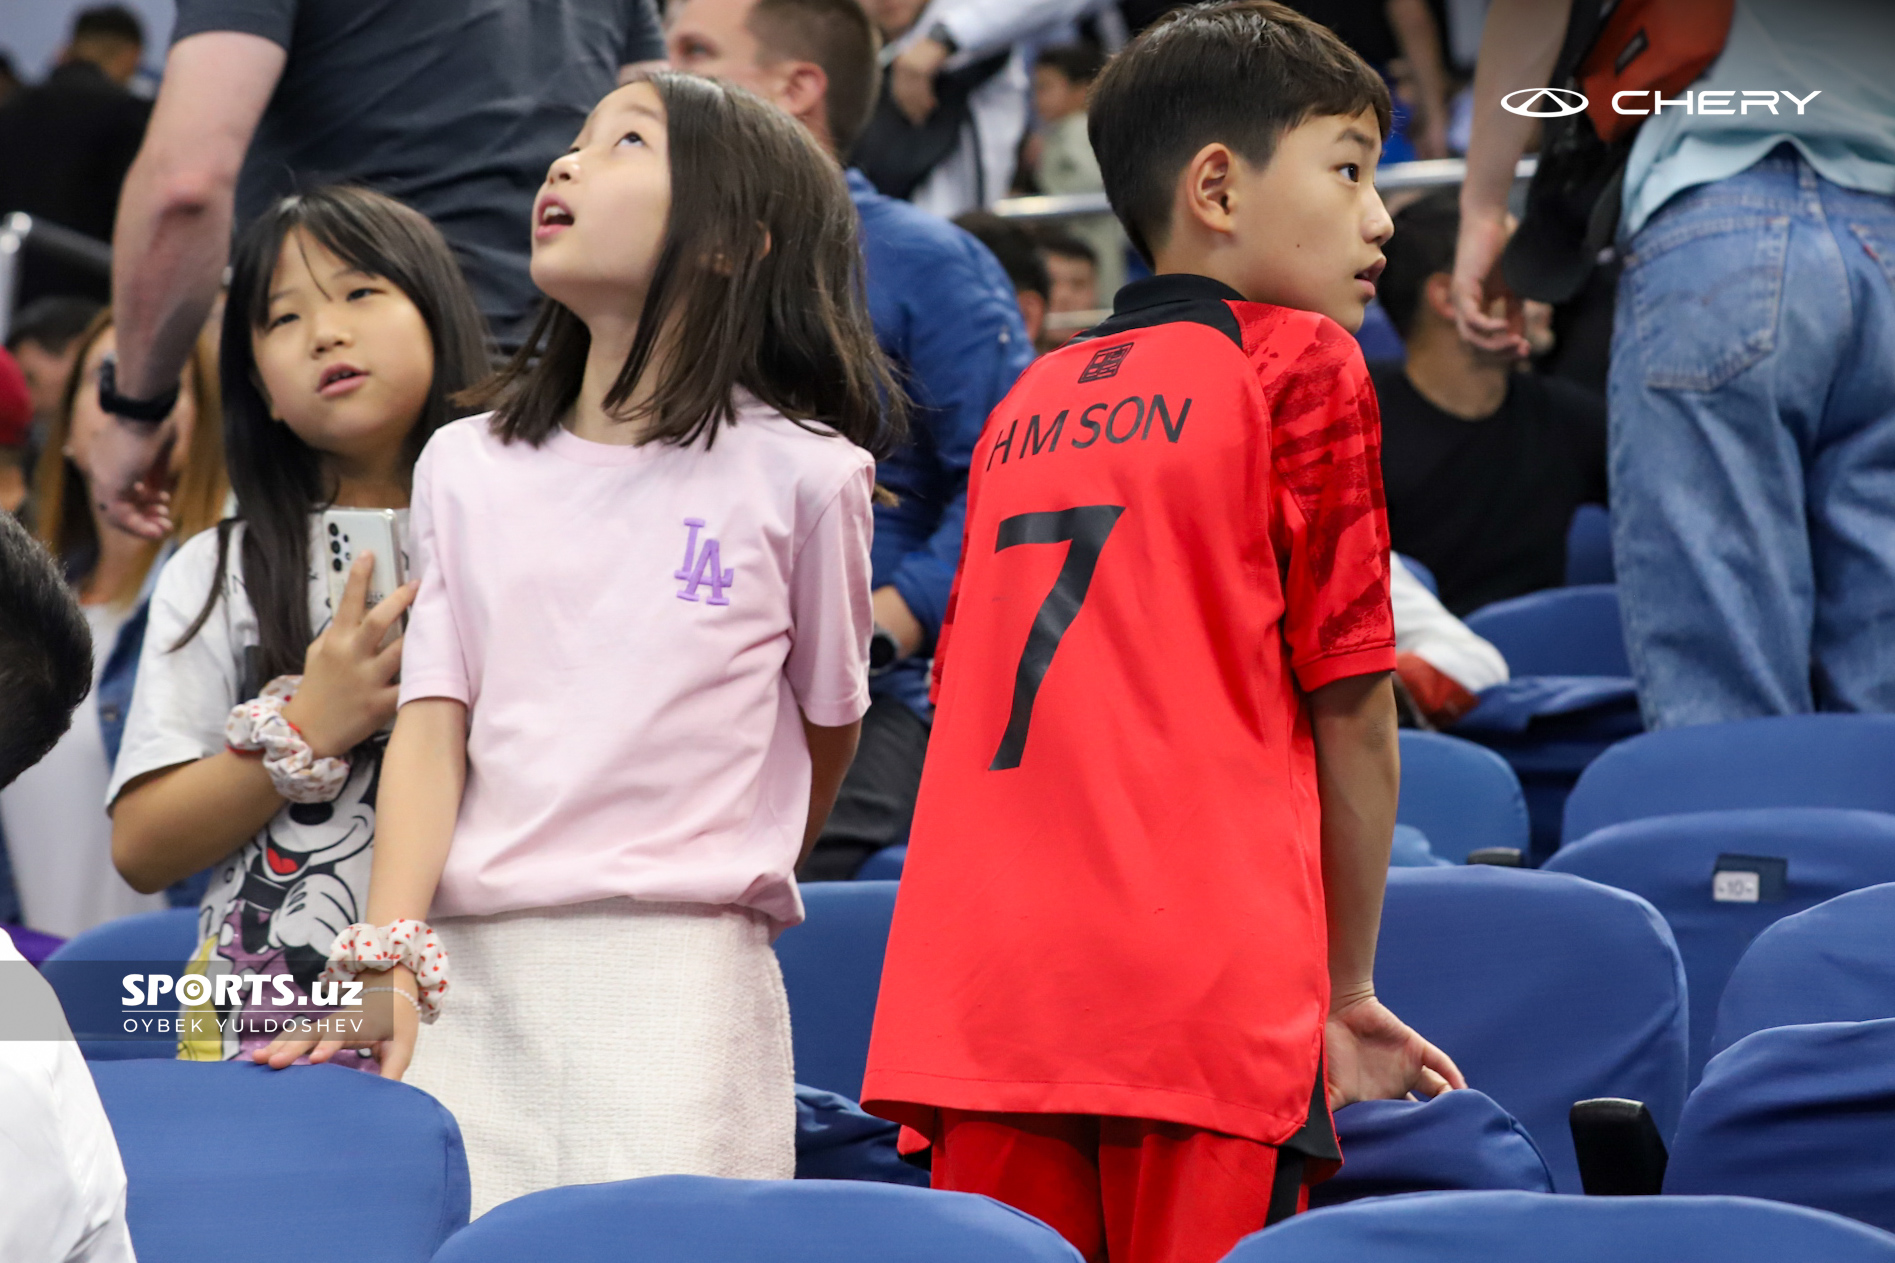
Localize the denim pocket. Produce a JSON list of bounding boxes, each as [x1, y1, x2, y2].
[[1848, 220, 1895, 296], [1624, 212, 1790, 392]]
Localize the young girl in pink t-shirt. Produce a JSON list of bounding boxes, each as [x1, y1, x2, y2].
[[259, 72, 902, 1213]]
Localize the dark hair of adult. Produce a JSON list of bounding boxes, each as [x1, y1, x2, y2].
[[0, 511, 92, 791], [1034, 225, 1098, 267], [178, 185, 491, 681], [953, 211, 1051, 300], [72, 5, 144, 48], [746, 0, 882, 151], [1088, 0, 1391, 265], [1378, 188, 1459, 340], [468, 71, 905, 461], [1036, 42, 1106, 86], [6, 296, 104, 355]]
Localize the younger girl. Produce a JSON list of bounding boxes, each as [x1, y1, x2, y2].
[[2, 311, 225, 937], [108, 185, 489, 1063], [264, 72, 902, 1213]]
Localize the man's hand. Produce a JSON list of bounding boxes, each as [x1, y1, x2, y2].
[[890, 36, 951, 125], [1325, 990, 1467, 1110], [91, 420, 177, 540], [872, 585, 925, 659], [1449, 209, 1531, 359]]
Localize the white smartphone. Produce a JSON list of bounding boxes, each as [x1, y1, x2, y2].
[[320, 508, 408, 618]]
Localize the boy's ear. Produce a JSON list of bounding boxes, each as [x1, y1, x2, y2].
[[1180, 142, 1240, 239], [1423, 272, 1459, 326]]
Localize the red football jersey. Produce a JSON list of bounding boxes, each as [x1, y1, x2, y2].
[[861, 274, 1397, 1148]]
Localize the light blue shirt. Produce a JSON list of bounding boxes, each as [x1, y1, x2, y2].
[[1618, 0, 1895, 244]]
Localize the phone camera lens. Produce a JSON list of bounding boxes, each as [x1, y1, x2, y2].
[[330, 541, 341, 554], [332, 559, 343, 571], [328, 524, 339, 535]]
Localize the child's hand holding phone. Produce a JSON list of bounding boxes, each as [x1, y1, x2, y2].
[[281, 551, 418, 760]]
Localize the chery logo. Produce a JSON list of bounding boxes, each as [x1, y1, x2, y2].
[[1502, 87, 1821, 118]]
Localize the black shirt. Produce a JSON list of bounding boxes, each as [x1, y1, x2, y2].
[[1373, 364, 1607, 615], [0, 61, 149, 304], [173, 0, 665, 346]]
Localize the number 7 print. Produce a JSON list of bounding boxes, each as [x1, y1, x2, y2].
[[989, 505, 1126, 770]]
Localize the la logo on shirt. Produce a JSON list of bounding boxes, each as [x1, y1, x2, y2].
[[675, 517, 735, 606]]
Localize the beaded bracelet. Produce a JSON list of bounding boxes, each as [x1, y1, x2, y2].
[[225, 675, 351, 804], [361, 985, 422, 1017], [323, 920, 449, 1023]]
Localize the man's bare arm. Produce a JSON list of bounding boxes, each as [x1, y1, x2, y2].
[[101, 32, 282, 535], [1450, 0, 1571, 356]]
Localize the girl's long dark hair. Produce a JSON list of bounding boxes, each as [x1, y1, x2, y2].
[[178, 185, 490, 679], [465, 70, 906, 459]]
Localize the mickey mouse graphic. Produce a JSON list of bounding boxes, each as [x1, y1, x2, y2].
[[187, 737, 385, 1061]]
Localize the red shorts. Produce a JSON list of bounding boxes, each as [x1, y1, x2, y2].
[[929, 1110, 1314, 1263]]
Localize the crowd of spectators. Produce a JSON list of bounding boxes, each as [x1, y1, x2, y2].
[[0, 0, 1890, 1253]]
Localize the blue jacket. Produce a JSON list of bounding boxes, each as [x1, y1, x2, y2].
[[849, 169, 1033, 718]]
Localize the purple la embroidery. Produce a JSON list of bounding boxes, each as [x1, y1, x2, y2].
[[674, 517, 734, 606]]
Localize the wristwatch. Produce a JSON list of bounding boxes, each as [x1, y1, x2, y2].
[[868, 624, 903, 676], [97, 354, 179, 425]]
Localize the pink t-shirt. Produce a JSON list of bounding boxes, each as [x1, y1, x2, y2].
[[399, 399, 876, 926]]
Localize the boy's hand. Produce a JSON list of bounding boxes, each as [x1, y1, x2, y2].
[[281, 551, 417, 759], [1325, 991, 1466, 1110]]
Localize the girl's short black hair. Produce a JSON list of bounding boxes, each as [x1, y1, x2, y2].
[[1088, 0, 1392, 266], [179, 184, 491, 681], [467, 69, 905, 461]]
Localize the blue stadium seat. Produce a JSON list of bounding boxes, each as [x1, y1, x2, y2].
[[1564, 504, 1614, 585], [1665, 1019, 1895, 1233], [775, 881, 897, 1098], [1395, 552, 1438, 596], [1223, 1190, 1895, 1263], [1395, 731, 1530, 863], [1562, 714, 1895, 843], [1712, 884, 1895, 1060], [856, 845, 907, 881], [1309, 1091, 1553, 1209], [1542, 808, 1895, 1083], [794, 1085, 927, 1186], [42, 906, 198, 1059], [1373, 868, 1687, 1192], [430, 1175, 1084, 1262], [90, 1059, 468, 1262], [1463, 585, 1629, 677]]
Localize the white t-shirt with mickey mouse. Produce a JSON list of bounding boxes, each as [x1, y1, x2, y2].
[[107, 514, 408, 1064]]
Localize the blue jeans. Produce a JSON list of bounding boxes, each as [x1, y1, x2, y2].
[[1609, 143, 1895, 728]]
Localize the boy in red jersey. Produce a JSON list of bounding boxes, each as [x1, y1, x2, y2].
[[860, 5, 1466, 1261]]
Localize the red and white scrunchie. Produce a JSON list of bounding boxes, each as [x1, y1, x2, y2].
[[322, 920, 450, 1023], [225, 675, 351, 804]]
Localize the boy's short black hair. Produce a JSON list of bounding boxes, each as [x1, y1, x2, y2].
[[6, 296, 103, 354], [954, 211, 1051, 300], [0, 512, 92, 791], [1088, 0, 1391, 265], [1036, 42, 1106, 87], [72, 5, 145, 48], [1378, 188, 1459, 340], [1034, 225, 1097, 267]]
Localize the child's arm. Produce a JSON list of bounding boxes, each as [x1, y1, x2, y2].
[[799, 714, 861, 868], [112, 554, 415, 892], [1312, 670, 1468, 1109], [256, 696, 465, 1080]]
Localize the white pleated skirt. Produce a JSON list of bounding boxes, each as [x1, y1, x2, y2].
[[403, 897, 796, 1217]]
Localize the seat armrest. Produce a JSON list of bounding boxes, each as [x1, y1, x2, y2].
[[1570, 1097, 1668, 1195]]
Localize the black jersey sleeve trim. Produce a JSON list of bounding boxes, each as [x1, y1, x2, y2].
[[1075, 273, 1245, 349]]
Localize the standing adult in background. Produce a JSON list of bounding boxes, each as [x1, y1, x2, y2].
[[851, 0, 1109, 219], [92, 0, 664, 540], [0, 6, 150, 306], [1454, 0, 1895, 728], [668, 0, 1035, 878]]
